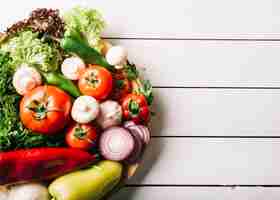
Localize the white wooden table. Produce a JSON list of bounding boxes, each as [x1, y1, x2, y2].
[[1, 0, 280, 199]]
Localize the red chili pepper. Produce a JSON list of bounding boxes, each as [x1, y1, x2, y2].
[[0, 148, 98, 185], [122, 93, 150, 124]]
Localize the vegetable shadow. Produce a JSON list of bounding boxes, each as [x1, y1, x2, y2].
[[112, 88, 165, 199]]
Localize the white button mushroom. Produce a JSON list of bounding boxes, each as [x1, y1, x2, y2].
[[8, 183, 50, 200], [97, 100, 123, 129], [106, 46, 127, 69], [71, 96, 100, 124], [12, 64, 42, 95], [61, 57, 86, 80]]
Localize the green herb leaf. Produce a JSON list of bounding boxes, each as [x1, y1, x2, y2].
[[0, 52, 14, 96], [139, 79, 154, 105], [115, 80, 125, 89], [123, 61, 154, 105], [0, 52, 64, 152], [125, 61, 139, 80]]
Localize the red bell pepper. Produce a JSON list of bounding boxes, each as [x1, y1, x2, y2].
[[0, 148, 98, 185], [122, 93, 150, 124]]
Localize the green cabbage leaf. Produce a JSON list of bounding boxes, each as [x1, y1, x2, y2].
[[1, 30, 60, 72]]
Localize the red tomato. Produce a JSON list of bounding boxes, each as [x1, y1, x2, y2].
[[111, 70, 132, 102], [78, 65, 113, 100], [66, 123, 98, 150], [20, 86, 72, 135], [122, 93, 150, 124]]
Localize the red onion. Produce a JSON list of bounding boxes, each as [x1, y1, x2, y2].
[[125, 130, 143, 164], [123, 121, 136, 129], [125, 123, 151, 145], [99, 127, 134, 161]]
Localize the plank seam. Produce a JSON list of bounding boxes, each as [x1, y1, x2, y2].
[[151, 136, 280, 138], [153, 86, 280, 89], [103, 37, 280, 42], [125, 184, 280, 188]]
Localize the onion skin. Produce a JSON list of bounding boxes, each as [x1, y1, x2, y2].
[[123, 121, 151, 145], [125, 130, 143, 164], [100, 127, 134, 161], [123, 121, 136, 129], [130, 125, 150, 145]]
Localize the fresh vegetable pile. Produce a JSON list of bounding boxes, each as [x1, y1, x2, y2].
[[0, 7, 153, 200]]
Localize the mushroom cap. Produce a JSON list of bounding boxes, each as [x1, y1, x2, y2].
[[106, 46, 127, 66], [61, 57, 86, 80], [12, 64, 42, 95]]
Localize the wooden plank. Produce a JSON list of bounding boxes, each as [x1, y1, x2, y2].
[[151, 88, 280, 136], [3, 4, 280, 88], [1, 0, 280, 39], [111, 187, 280, 200], [1, 35, 280, 88], [109, 39, 280, 87], [128, 138, 280, 185]]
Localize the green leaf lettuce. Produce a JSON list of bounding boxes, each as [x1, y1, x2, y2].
[[63, 6, 105, 50]]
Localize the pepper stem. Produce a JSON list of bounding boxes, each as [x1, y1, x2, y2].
[[128, 100, 140, 116]]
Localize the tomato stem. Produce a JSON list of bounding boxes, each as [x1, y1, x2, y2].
[[85, 71, 99, 88], [74, 126, 87, 140], [27, 101, 48, 120], [26, 95, 64, 121]]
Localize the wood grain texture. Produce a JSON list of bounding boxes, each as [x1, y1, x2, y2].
[[152, 88, 280, 136], [128, 138, 280, 185], [0, 0, 280, 39], [0, 1, 280, 199], [111, 187, 280, 200], [109, 39, 280, 87]]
